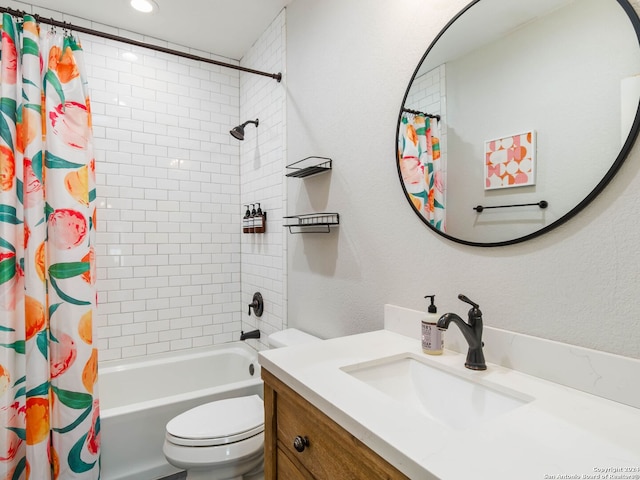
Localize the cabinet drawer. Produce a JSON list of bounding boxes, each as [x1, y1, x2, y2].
[[277, 447, 311, 480], [276, 388, 408, 480]]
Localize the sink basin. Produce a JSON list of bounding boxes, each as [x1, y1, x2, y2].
[[341, 353, 532, 430]]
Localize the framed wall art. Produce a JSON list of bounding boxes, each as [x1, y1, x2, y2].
[[484, 130, 536, 190]]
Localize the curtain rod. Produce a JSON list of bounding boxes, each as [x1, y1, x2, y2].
[[0, 6, 282, 83], [402, 108, 441, 122]]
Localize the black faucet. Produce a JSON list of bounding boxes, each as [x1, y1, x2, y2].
[[436, 294, 486, 370], [240, 329, 261, 341]]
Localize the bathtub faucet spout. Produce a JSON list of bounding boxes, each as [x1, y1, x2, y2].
[[240, 329, 261, 341]]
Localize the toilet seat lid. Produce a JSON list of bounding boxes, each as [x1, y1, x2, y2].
[[166, 395, 264, 447]]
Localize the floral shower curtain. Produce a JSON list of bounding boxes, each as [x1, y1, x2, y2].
[[398, 113, 445, 231], [0, 13, 100, 480]]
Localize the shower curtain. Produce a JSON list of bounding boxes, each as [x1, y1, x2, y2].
[[0, 14, 100, 479], [398, 113, 445, 231]]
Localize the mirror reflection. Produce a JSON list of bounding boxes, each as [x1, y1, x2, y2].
[[397, 0, 640, 246]]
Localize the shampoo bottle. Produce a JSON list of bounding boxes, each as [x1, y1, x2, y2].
[[243, 205, 251, 234], [255, 203, 266, 233], [421, 295, 443, 355], [249, 204, 256, 233]]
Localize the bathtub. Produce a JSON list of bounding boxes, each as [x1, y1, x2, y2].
[[99, 342, 263, 480]]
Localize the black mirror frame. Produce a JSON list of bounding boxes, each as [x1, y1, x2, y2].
[[396, 0, 640, 247]]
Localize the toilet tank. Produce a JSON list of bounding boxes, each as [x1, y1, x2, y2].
[[268, 328, 320, 348]]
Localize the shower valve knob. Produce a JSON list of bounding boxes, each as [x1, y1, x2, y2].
[[247, 292, 264, 317], [293, 435, 309, 452]]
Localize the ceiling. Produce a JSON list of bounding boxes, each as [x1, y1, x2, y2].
[[21, 0, 293, 60]]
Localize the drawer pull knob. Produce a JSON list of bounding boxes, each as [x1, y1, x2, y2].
[[293, 435, 309, 452]]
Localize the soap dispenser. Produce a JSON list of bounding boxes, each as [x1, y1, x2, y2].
[[254, 203, 266, 233], [249, 204, 256, 233], [243, 205, 251, 234], [422, 295, 443, 355]]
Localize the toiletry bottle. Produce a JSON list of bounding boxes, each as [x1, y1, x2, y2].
[[243, 205, 251, 234], [255, 203, 266, 233], [422, 295, 443, 355], [249, 204, 256, 233]]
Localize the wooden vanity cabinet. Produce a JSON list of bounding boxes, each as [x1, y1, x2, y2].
[[262, 368, 409, 480]]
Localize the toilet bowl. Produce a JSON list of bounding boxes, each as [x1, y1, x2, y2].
[[163, 328, 320, 480]]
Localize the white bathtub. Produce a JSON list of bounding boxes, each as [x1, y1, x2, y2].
[[99, 342, 263, 480]]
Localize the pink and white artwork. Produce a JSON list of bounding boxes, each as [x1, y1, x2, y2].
[[484, 131, 536, 190]]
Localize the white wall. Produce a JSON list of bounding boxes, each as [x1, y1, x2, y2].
[[285, 0, 640, 359]]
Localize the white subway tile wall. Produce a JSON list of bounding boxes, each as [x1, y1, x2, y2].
[[8, 1, 286, 361], [239, 10, 287, 350], [88, 36, 243, 361]]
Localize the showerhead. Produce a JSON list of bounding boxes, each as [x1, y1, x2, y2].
[[230, 119, 259, 141]]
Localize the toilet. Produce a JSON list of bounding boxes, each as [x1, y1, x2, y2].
[[162, 328, 320, 480]]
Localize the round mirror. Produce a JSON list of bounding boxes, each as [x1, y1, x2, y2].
[[396, 0, 640, 246]]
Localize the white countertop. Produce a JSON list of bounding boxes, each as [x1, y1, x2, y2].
[[259, 329, 640, 480]]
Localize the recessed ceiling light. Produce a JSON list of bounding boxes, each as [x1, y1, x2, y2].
[[130, 0, 157, 13]]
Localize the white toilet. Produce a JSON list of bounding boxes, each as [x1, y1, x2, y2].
[[163, 328, 320, 480]]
